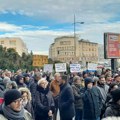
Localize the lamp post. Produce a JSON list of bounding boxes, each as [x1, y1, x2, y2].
[[73, 14, 84, 62]]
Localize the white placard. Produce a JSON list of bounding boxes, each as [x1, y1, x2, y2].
[[43, 64, 53, 73], [55, 63, 66, 72], [70, 64, 81, 73], [88, 63, 97, 70]]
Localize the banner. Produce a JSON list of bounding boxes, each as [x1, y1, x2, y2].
[[104, 33, 120, 58], [55, 63, 66, 72], [43, 64, 53, 73], [70, 64, 81, 73], [88, 63, 97, 71]]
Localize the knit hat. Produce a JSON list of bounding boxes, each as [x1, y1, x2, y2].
[[83, 71, 87, 76], [111, 89, 120, 102], [4, 89, 21, 105], [84, 77, 93, 88], [24, 73, 30, 77]]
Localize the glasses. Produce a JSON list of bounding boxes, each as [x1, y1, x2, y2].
[[13, 98, 23, 104]]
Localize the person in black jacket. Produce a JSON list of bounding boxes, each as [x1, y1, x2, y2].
[[59, 75, 75, 120], [34, 78, 55, 120], [15, 75, 26, 88], [105, 83, 118, 104], [104, 89, 120, 117], [82, 77, 102, 120], [23, 73, 34, 90], [30, 72, 41, 109]]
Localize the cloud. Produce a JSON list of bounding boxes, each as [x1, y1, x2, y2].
[[0, 0, 120, 23], [0, 21, 120, 53], [78, 21, 120, 43], [0, 23, 72, 52], [0, 0, 120, 54], [0, 22, 22, 32]]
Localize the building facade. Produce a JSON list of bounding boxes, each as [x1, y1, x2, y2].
[[49, 36, 98, 63], [32, 55, 48, 67], [98, 44, 105, 62], [0, 37, 28, 56]]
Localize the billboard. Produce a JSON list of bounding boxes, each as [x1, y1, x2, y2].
[[104, 33, 120, 59]]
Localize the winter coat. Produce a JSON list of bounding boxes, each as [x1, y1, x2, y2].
[[0, 81, 4, 98], [82, 87, 102, 120], [106, 93, 112, 104], [97, 84, 109, 104], [71, 84, 83, 110], [59, 83, 75, 119], [34, 85, 55, 120], [24, 101, 35, 120], [25, 79, 34, 90], [105, 102, 120, 117], [17, 83, 26, 89], [0, 109, 33, 120], [30, 79, 38, 106]]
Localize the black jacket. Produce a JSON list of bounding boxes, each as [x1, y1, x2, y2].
[[59, 83, 75, 119], [25, 79, 34, 90], [30, 79, 38, 107], [34, 85, 54, 119], [82, 87, 102, 120], [105, 102, 120, 117]]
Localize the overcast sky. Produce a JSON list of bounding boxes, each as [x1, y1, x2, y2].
[[0, 0, 120, 55]]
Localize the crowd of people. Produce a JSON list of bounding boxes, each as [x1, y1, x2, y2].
[[0, 68, 120, 120]]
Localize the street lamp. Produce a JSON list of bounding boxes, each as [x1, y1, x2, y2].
[[73, 14, 84, 61]]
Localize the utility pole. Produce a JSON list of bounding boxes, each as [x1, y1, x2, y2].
[[73, 14, 84, 62], [74, 14, 76, 60]]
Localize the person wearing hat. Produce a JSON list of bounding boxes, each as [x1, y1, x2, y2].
[[24, 73, 34, 90], [0, 89, 33, 120], [82, 77, 102, 120], [104, 89, 120, 117], [15, 75, 26, 88], [82, 71, 88, 79]]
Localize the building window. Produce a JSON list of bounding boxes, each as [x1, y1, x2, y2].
[[1, 41, 4, 44], [9, 40, 16, 45], [60, 41, 71, 45]]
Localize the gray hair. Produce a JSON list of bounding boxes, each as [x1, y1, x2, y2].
[[54, 73, 60, 77], [73, 76, 80, 83], [3, 77, 11, 86]]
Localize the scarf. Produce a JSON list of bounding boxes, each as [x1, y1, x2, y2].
[[2, 103, 25, 120]]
